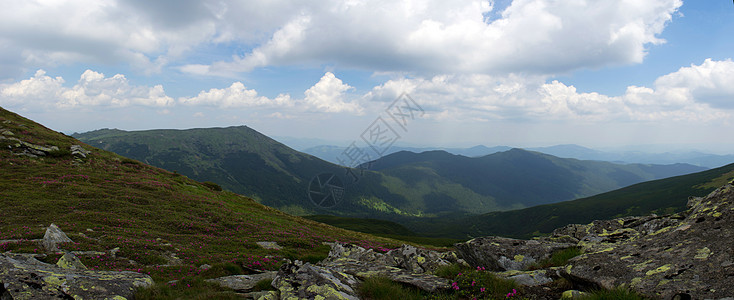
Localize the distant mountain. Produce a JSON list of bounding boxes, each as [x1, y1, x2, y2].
[[404, 162, 734, 239], [74, 128, 706, 219], [304, 142, 734, 168], [527, 144, 734, 168], [302, 144, 510, 165], [368, 149, 707, 209]]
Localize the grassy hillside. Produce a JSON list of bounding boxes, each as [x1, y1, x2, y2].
[[403, 163, 734, 239], [0, 107, 402, 289]]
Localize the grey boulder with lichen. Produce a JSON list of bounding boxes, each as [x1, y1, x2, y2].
[[0, 252, 153, 300], [556, 181, 734, 299]]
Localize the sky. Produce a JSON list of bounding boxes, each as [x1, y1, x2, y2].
[[1, 0, 734, 153]]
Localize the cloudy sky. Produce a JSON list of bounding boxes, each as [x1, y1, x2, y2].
[[1, 0, 733, 152]]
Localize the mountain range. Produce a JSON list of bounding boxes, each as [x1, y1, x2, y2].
[[302, 143, 734, 168], [74, 127, 707, 220]]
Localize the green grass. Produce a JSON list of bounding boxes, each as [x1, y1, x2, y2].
[[577, 287, 650, 300], [0, 107, 407, 292], [528, 247, 582, 270], [134, 277, 242, 300], [304, 215, 464, 247], [357, 276, 424, 300]]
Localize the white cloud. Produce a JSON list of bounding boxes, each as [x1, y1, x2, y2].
[[1, 0, 683, 78], [364, 59, 734, 123], [185, 0, 683, 76], [304, 72, 362, 114], [178, 82, 293, 108], [0, 69, 174, 109], [653, 58, 734, 109]]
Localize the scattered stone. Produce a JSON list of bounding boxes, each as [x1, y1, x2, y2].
[[256, 241, 282, 250], [109, 247, 120, 258], [0, 252, 153, 300], [1, 130, 13, 136], [199, 264, 212, 270], [496, 269, 553, 286], [273, 261, 359, 300], [561, 289, 589, 299], [41, 224, 72, 252], [321, 243, 451, 292], [254, 290, 279, 300], [55, 252, 87, 270], [454, 236, 575, 271], [70, 145, 90, 158], [206, 272, 276, 292]]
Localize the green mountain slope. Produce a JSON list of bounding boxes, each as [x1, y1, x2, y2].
[[404, 163, 734, 239], [0, 106, 399, 286], [370, 149, 707, 208], [74, 128, 707, 219]]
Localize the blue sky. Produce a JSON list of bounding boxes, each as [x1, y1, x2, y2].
[[1, 0, 733, 152]]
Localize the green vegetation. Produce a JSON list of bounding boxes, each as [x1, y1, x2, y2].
[[73, 128, 707, 221], [134, 277, 242, 300], [0, 107, 404, 295], [304, 215, 463, 247], [575, 287, 650, 300], [528, 247, 582, 269], [402, 162, 734, 239], [357, 276, 424, 300]]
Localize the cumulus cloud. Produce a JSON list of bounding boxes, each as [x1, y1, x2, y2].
[[304, 72, 362, 114], [186, 0, 683, 76], [178, 82, 293, 108], [0, 69, 174, 109], [364, 59, 734, 123], [1, 0, 683, 78]]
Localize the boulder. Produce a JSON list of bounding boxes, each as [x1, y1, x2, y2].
[[55, 253, 86, 270], [205, 271, 277, 292], [454, 236, 575, 271], [495, 269, 554, 287], [0, 252, 153, 300], [272, 261, 360, 300], [256, 241, 282, 250], [558, 182, 734, 299], [69, 145, 90, 158], [320, 243, 451, 292], [41, 224, 72, 252]]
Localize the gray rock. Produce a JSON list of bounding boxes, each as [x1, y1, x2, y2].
[[256, 241, 282, 250], [70, 145, 90, 158], [558, 182, 734, 299], [454, 236, 575, 271], [206, 272, 276, 292], [55, 252, 86, 270], [41, 224, 72, 252], [320, 243, 451, 292], [496, 270, 553, 286], [273, 261, 359, 300], [0, 252, 153, 300]]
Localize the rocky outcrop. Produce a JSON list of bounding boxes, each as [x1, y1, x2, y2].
[[454, 236, 575, 271], [555, 182, 734, 299], [263, 243, 459, 299], [0, 252, 153, 300], [273, 261, 360, 300], [320, 243, 454, 292]]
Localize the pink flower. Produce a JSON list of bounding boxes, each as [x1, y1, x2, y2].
[[481, 287, 486, 292]]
